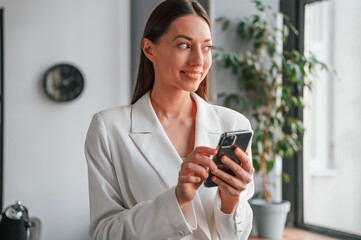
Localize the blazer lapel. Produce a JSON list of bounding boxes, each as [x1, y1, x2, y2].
[[191, 93, 223, 239], [192, 92, 223, 150], [129, 92, 182, 189]]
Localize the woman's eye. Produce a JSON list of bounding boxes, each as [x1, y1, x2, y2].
[[178, 43, 189, 49], [204, 45, 212, 52]]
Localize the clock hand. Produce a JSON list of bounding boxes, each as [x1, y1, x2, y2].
[[62, 77, 73, 86]]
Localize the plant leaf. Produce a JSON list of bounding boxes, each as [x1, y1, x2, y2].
[[266, 160, 275, 173], [222, 20, 230, 31], [237, 22, 246, 39], [282, 173, 290, 183], [254, 0, 265, 11]]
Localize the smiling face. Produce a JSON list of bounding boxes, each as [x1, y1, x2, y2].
[[143, 14, 212, 94]]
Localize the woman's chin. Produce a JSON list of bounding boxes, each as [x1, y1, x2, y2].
[[180, 81, 203, 92], [182, 85, 201, 93]]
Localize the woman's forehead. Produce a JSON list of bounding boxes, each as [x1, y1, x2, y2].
[[165, 15, 211, 41]]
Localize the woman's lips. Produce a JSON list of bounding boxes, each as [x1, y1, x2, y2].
[[181, 71, 202, 79]]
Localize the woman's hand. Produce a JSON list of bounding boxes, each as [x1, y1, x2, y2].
[[211, 147, 254, 214], [176, 146, 217, 209]]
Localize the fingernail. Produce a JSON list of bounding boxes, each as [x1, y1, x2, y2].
[[221, 156, 227, 162], [212, 176, 216, 182], [246, 152, 249, 156]]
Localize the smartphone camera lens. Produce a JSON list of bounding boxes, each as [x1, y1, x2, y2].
[[222, 136, 235, 147]]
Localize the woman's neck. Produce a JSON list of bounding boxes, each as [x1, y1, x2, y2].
[[150, 87, 195, 120]]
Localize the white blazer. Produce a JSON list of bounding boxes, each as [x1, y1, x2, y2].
[[85, 91, 254, 240]]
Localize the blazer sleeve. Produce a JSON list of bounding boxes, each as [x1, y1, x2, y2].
[[84, 114, 196, 240], [213, 118, 254, 240]]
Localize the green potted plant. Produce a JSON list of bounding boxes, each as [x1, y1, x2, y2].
[[214, 1, 331, 238]]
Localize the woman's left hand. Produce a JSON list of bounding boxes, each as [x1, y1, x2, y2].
[[211, 147, 254, 214]]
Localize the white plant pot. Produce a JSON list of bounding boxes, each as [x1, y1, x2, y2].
[[249, 199, 291, 239]]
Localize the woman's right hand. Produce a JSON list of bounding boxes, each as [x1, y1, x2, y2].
[[176, 146, 217, 208]]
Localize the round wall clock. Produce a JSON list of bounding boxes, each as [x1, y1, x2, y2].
[[43, 63, 84, 102]]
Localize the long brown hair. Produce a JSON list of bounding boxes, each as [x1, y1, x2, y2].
[[131, 0, 211, 104]]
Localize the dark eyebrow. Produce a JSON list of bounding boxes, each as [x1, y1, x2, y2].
[[173, 34, 212, 42]]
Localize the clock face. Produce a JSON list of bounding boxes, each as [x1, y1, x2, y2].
[[43, 64, 84, 102]]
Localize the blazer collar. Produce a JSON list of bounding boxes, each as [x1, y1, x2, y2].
[[131, 91, 159, 133], [131, 91, 222, 134]]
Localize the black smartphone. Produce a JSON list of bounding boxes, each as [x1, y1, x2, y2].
[[204, 129, 253, 188]]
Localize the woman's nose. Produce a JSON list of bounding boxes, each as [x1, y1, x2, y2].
[[188, 47, 203, 67]]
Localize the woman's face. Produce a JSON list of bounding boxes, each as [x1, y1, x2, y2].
[[149, 14, 212, 93]]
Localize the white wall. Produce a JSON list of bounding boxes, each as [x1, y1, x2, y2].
[[0, 0, 281, 238], [1, 0, 130, 239]]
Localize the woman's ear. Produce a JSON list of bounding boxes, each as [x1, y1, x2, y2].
[[142, 38, 156, 63]]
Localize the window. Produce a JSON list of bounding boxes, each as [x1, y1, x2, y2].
[[281, 0, 361, 239], [303, 0, 361, 237]]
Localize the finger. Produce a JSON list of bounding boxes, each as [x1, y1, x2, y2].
[[220, 156, 253, 184], [234, 147, 254, 173], [179, 175, 201, 184], [193, 146, 217, 157], [211, 163, 247, 191], [191, 152, 217, 171], [180, 162, 209, 179], [212, 176, 241, 197]]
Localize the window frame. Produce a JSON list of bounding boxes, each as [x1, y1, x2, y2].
[[0, 8, 3, 211], [280, 0, 361, 239]]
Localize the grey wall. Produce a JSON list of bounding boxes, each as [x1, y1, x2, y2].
[[212, 0, 279, 104], [131, 0, 163, 92], [1, 0, 130, 239], [211, 0, 281, 204]]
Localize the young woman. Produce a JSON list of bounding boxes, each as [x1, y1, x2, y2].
[[85, 0, 254, 239]]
